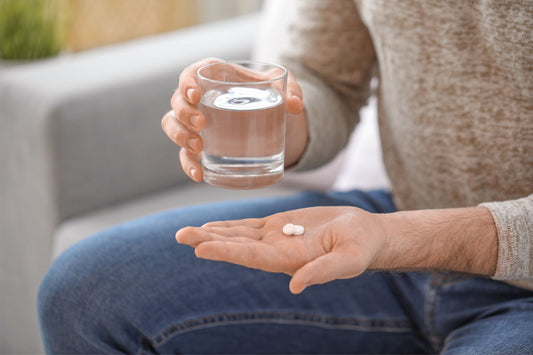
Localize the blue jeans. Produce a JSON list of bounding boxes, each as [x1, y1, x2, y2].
[[38, 190, 533, 354]]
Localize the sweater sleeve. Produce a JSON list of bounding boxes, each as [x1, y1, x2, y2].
[[275, 0, 376, 171], [480, 194, 533, 280]]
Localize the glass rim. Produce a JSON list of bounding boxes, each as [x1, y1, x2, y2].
[[197, 60, 287, 86]]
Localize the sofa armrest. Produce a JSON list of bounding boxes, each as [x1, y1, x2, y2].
[[0, 14, 258, 353], [1, 13, 259, 221]]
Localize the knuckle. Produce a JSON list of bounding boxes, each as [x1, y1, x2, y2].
[[179, 147, 189, 162], [178, 68, 189, 85], [170, 90, 180, 109], [173, 129, 187, 146], [178, 69, 190, 91], [174, 106, 192, 126], [161, 111, 175, 131], [179, 150, 189, 169], [178, 70, 185, 83], [179, 69, 196, 89], [173, 104, 185, 119]]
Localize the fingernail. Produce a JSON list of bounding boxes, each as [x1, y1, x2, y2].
[[190, 168, 197, 179], [190, 115, 201, 130], [186, 88, 195, 102], [188, 137, 199, 151]]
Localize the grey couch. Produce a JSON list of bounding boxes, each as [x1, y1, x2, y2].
[[0, 13, 305, 353]]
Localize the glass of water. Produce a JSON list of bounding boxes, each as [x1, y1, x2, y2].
[[197, 60, 288, 189]]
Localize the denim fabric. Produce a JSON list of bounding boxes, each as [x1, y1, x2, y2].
[[38, 190, 533, 354]]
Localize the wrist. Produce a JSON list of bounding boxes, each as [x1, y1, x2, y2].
[[375, 207, 498, 276]]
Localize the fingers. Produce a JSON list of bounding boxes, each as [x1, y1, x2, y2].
[[170, 95, 206, 132], [202, 226, 263, 240], [179, 148, 202, 182], [162, 110, 203, 182], [227, 63, 276, 82], [166, 58, 220, 153], [176, 227, 212, 246], [203, 218, 265, 229], [165, 58, 222, 183], [286, 71, 304, 114], [194, 241, 286, 273], [162, 111, 203, 152], [289, 248, 370, 294], [161, 108, 203, 182], [176, 224, 263, 248], [176, 227, 257, 247], [173, 57, 222, 106], [166, 59, 304, 183]]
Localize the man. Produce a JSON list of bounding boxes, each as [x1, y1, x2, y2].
[[39, 1, 532, 353]]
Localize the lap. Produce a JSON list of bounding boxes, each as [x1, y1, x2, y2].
[[42, 190, 429, 353], [39, 189, 533, 354], [442, 306, 533, 355], [435, 275, 533, 354]]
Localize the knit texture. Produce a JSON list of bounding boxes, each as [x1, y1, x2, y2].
[[278, 0, 533, 288]]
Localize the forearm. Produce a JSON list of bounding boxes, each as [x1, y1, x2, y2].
[[274, 0, 375, 171], [377, 207, 498, 276]]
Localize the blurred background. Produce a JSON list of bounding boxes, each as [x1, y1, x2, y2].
[[0, 0, 261, 62]]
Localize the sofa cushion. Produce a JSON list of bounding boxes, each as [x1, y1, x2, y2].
[[52, 182, 297, 259]]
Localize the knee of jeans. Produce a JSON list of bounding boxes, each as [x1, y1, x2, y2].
[[38, 250, 84, 327], [37, 239, 112, 333], [37, 240, 127, 353]]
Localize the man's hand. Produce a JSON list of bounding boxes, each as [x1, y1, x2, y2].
[[177, 205, 498, 294], [161, 58, 308, 183], [176, 206, 389, 294]]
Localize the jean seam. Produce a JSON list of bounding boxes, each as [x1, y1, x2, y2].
[[148, 311, 415, 348], [138, 336, 156, 355], [425, 273, 448, 352]]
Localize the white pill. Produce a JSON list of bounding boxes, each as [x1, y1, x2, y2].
[[282, 223, 305, 236], [282, 223, 295, 235], [292, 225, 305, 235]]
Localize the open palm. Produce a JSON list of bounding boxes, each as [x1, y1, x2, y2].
[[176, 206, 389, 294]]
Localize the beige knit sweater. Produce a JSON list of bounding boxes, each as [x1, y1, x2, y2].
[[278, 0, 533, 289]]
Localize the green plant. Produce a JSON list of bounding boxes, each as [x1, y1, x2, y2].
[[0, 0, 61, 60]]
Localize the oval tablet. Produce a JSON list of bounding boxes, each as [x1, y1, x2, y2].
[[282, 223, 295, 235], [292, 225, 304, 235]]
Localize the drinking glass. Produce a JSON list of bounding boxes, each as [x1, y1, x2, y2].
[[197, 60, 287, 189]]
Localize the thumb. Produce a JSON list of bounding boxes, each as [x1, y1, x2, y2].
[[286, 71, 304, 114], [289, 249, 369, 294]]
